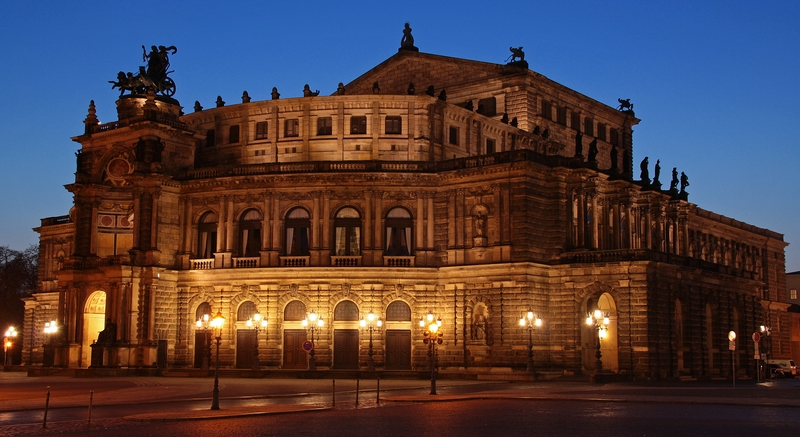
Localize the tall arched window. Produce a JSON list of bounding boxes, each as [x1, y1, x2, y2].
[[196, 302, 211, 321], [239, 209, 262, 257], [197, 212, 218, 259], [285, 208, 310, 256], [334, 207, 361, 256], [385, 207, 412, 256]]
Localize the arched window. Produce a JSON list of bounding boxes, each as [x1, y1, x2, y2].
[[196, 302, 211, 321], [239, 209, 262, 257], [238, 301, 257, 321], [334, 301, 359, 321], [385, 301, 411, 321], [284, 301, 307, 321], [285, 208, 310, 256], [334, 207, 361, 256], [197, 212, 217, 259], [384, 207, 412, 256]]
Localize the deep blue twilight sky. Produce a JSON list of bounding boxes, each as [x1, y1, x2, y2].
[[1, 1, 798, 271]]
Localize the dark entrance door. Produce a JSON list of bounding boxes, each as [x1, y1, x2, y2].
[[385, 329, 411, 370], [157, 340, 168, 369], [194, 331, 210, 368], [236, 330, 257, 369], [283, 329, 307, 369], [333, 329, 359, 369]]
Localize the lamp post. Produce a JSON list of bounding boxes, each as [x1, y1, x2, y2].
[[420, 311, 442, 395], [246, 312, 268, 371], [209, 310, 225, 410], [519, 311, 542, 373], [302, 309, 324, 371], [585, 309, 609, 375], [4, 326, 17, 367], [760, 325, 771, 379], [360, 310, 383, 371], [195, 313, 212, 371], [43, 320, 58, 367]]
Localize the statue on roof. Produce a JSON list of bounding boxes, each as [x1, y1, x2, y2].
[[400, 22, 418, 52], [617, 98, 634, 115], [109, 45, 177, 97], [507, 47, 524, 62]]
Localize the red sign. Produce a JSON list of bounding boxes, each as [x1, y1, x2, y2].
[[752, 332, 761, 342], [302, 340, 314, 352]]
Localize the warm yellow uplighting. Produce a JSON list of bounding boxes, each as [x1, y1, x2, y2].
[[428, 322, 439, 334], [599, 327, 608, 339]]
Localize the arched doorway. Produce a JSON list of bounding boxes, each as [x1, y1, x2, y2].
[[82, 291, 106, 367], [384, 300, 412, 370], [583, 292, 619, 373]]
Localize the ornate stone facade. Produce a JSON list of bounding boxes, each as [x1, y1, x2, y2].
[[22, 45, 788, 379]]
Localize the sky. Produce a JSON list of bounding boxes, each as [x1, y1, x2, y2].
[[0, 1, 798, 271]]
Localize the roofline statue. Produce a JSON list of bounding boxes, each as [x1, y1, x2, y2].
[[110, 45, 178, 98]]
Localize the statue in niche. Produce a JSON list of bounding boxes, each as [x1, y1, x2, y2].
[[588, 138, 598, 162], [474, 214, 486, 237], [609, 145, 619, 172], [574, 130, 583, 157], [669, 167, 679, 191], [472, 314, 487, 340]]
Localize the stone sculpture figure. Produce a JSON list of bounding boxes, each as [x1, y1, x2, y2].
[[680, 172, 690, 193], [400, 22, 418, 50], [507, 46, 525, 62], [670, 168, 679, 191], [640, 157, 650, 183], [574, 130, 583, 157], [110, 44, 177, 97], [653, 160, 661, 185], [474, 214, 486, 237], [610, 145, 619, 172], [588, 138, 598, 162]]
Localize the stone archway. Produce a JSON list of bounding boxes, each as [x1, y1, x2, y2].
[[582, 290, 619, 373], [81, 291, 106, 367]]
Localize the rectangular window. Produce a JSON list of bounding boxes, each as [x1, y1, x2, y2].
[[206, 129, 215, 148], [541, 100, 552, 120], [597, 123, 607, 141], [385, 116, 402, 134], [255, 121, 268, 140], [571, 113, 581, 130], [557, 107, 567, 125], [583, 117, 594, 136], [610, 128, 619, 146], [317, 117, 332, 135], [350, 116, 367, 134], [791, 289, 797, 300], [449, 126, 459, 145], [284, 119, 299, 137], [478, 97, 497, 117], [486, 138, 496, 154], [228, 125, 240, 143]]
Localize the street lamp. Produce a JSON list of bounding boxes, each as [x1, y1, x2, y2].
[[302, 309, 324, 371], [519, 311, 542, 373], [43, 320, 58, 367], [4, 326, 17, 367], [420, 311, 443, 395], [195, 313, 212, 371], [360, 310, 383, 371], [209, 310, 225, 410], [246, 312, 268, 371], [586, 309, 609, 375], [760, 325, 771, 379]]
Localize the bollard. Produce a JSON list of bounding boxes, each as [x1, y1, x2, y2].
[[356, 379, 360, 406], [332, 379, 336, 407], [377, 377, 380, 404], [88, 391, 94, 425], [43, 387, 50, 429]]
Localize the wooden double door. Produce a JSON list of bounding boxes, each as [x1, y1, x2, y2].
[[385, 330, 411, 370], [283, 329, 308, 369], [333, 329, 359, 369]]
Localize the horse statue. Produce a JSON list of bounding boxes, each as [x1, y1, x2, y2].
[[506, 46, 524, 63]]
